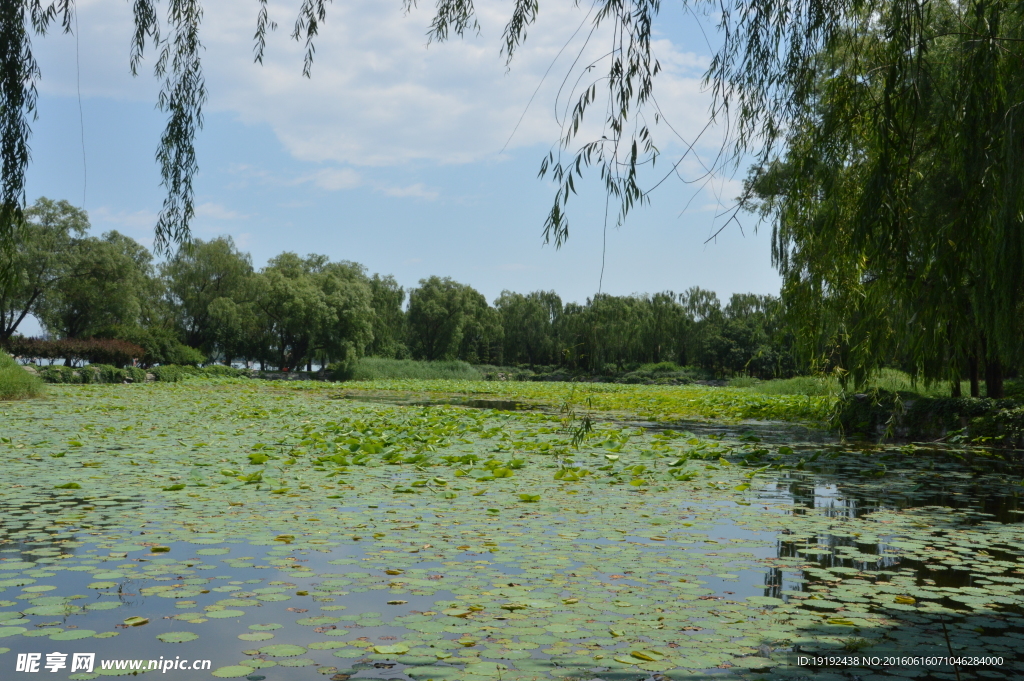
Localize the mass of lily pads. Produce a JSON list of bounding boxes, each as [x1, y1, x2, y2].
[[0, 379, 1022, 680]]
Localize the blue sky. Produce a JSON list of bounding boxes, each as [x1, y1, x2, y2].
[[20, 0, 779, 333]]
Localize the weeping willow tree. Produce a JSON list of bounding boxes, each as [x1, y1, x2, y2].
[[743, 0, 1024, 396], [2, 0, 1023, 392]]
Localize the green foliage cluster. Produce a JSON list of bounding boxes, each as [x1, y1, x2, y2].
[[407, 277, 501, 363], [616, 362, 703, 385], [2, 199, 798, 381], [835, 390, 1024, 443], [36, 363, 250, 384], [0, 350, 42, 400], [495, 289, 798, 378], [732, 369, 973, 398], [98, 325, 204, 367], [348, 358, 482, 381], [149, 365, 251, 383], [744, 0, 1024, 398], [37, 363, 147, 385]]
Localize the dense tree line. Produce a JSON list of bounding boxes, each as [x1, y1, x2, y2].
[[1, 198, 797, 378]]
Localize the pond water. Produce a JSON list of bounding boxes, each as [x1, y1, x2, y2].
[[0, 383, 1021, 681]]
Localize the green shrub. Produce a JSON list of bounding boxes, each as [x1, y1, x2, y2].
[[733, 375, 833, 395], [0, 351, 43, 399], [736, 369, 970, 398], [835, 389, 1021, 440], [643, 361, 684, 374], [35, 363, 148, 384], [327, 359, 358, 382], [165, 344, 206, 367], [152, 365, 187, 382], [35, 362, 235, 384], [145, 364, 248, 382], [618, 363, 699, 385], [38, 365, 80, 384], [96, 325, 205, 367], [87, 364, 123, 384], [347, 358, 482, 381]]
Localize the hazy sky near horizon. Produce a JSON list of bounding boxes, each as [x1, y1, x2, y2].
[[20, 0, 780, 334]]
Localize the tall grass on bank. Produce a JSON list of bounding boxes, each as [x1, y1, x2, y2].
[[731, 368, 978, 398], [351, 358, 482, 381], [0, 352, 43, 400]]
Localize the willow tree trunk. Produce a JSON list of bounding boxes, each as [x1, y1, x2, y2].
[[985, 358, 1004, 399], [969, 355, 980, 398]]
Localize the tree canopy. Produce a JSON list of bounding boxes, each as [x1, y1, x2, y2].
[[0, 197, 86, 340], [743, 0, 1024, 396]]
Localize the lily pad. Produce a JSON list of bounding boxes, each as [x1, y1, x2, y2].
[[295, 616, 341, 626], [156, 631, 199, 643], [258, 644, 307, 657], [373, 643, 410, 655], [211, 666, 254, 678], [205, 609, 245, 619], [50, 630, 96, 640]]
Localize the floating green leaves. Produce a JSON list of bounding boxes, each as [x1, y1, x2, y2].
[[2, 380, 1023, 681], [294, 616, 340, 626], [156, 631, 199, 643], [258, 644, 307, 657], [211, 665, 253, 678], [372, 643, 410, 655], [204, 609, 245, 619]]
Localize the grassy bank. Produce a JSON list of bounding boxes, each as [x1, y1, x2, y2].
[[0, 351, 43, 400], [729, 368, 1014, 399], [350, 357, 482, 381]]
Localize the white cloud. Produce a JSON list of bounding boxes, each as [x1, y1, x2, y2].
[[380, 183, 438, 200], [34, 0, 721, 170], [194, 202, 248, 220], [296, 168, 363, 191]]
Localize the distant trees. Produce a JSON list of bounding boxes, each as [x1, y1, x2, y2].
[[366, 275, 407, 359], [544, 288, 795, 377], [0, 198, 87, 340], [162, 236, 253, 352], [407, 277, 501, 363], [4, 196, 799, 377], [250, 254, 374, 371], [34, 230, 155, 340], [495, 291, 562, 366]]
